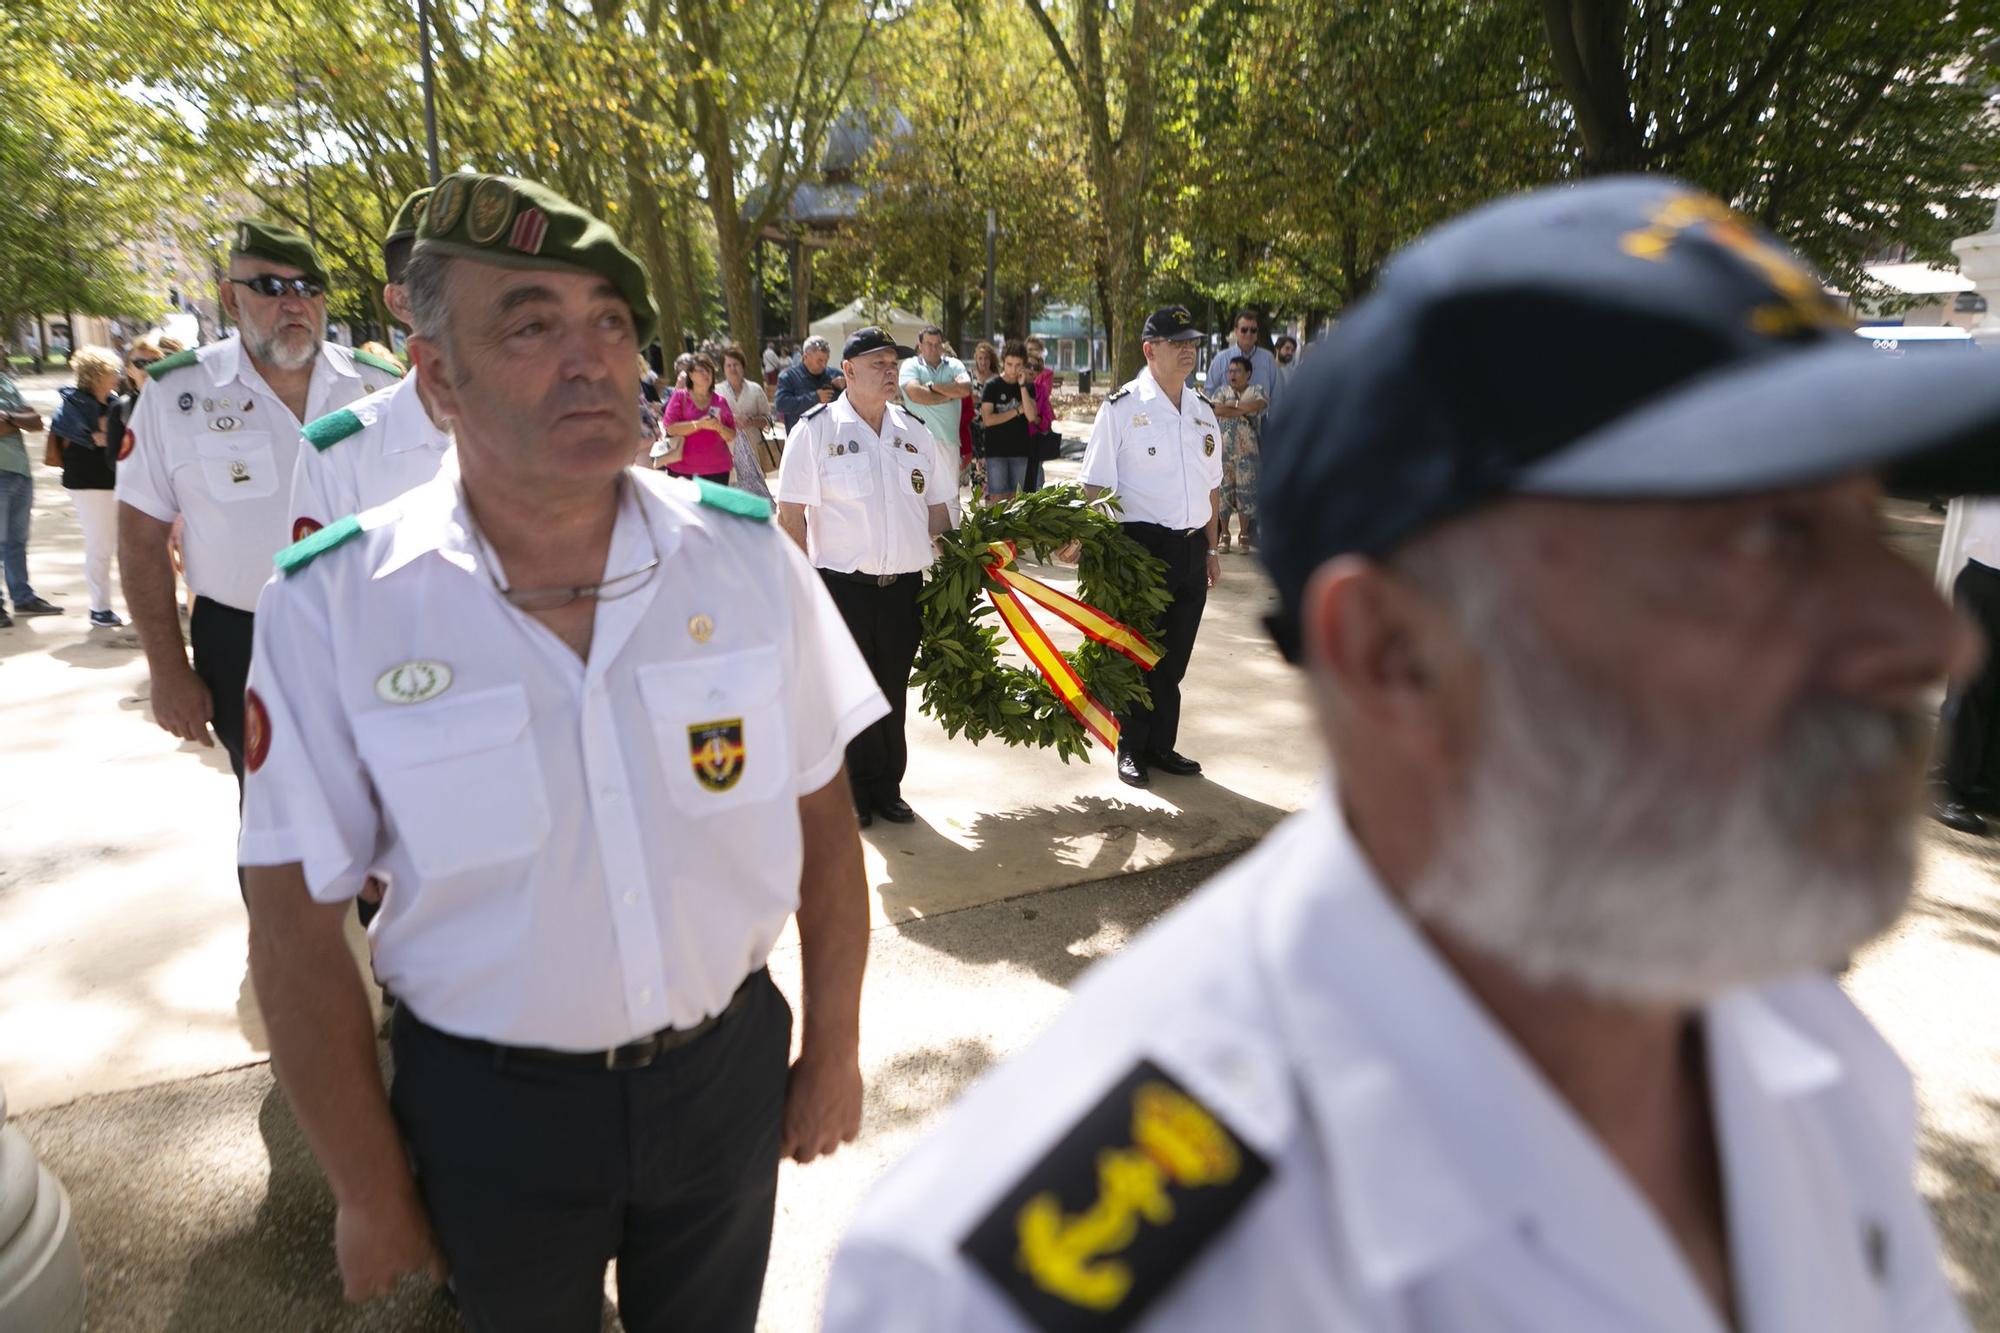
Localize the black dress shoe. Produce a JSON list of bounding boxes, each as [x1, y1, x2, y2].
[[1933, 797, 1989, 836], [1116, 752, 1149, 787], [875, 796, 917, 823], [0, 607, 11, 628], [12, 596, 61, 616], [1147, 750, 1202, 776], [856, 806, 874, 829]]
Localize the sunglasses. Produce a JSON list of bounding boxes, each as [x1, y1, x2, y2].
[[227, 275, 326, 299]]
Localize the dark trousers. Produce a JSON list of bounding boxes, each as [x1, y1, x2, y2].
[[819, 570, 923, 806], [1940, 559, 2000, 795], [1118, 523, 1209, 758], [389, 970, 792, 1333], [190, 595, 254, 788]]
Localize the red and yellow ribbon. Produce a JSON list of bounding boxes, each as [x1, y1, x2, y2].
[[981, 541, 1162, 752]]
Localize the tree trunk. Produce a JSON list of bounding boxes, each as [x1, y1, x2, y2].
[[942, 285, 965, 354], [674, 208, 708, 340], [623, 154, 685, 354]]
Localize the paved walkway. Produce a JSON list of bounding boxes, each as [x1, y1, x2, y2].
[[1, 381, 1997, 1328]]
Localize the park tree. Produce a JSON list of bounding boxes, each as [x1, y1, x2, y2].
[[820, 0, 1091, 349]]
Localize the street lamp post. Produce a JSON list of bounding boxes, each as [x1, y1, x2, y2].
[[417, 0, 441, 184], [983, 209, 997, 345]]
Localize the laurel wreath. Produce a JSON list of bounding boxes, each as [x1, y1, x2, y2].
[[913, 484, 1173, 762]]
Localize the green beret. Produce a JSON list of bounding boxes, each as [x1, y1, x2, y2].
[[230, 219, 328, 287], [385, 188, 433, 247], [414, 172, 658, 345]]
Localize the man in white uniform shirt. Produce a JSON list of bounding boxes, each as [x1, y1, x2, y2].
[[290, 187, 451, 541], [825, 179, 1993, 1331], [775, 326, 954, 828], [1065, 306, 1223, 789], [117, 220, 395, 784], [238, 173, 884, 1333]]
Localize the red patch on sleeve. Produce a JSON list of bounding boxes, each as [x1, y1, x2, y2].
[[118, 429, 135, 462], [244, 688, 272, 773], [292, 517, 322, 543]]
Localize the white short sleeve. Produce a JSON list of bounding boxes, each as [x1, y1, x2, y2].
[[114, 378, 181, 522], [1079, 403, 1120, 491], [238, 572, 380, 902], [777, 535, 889, 794], [774, 415, 823, 506]]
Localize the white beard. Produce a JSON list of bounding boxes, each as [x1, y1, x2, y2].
[[1407, 601, 1923, 1007], [244, 320, 322, 373]]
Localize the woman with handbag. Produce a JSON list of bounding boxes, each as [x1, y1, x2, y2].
[[52, 343, 140, 626], [718, 344, 775, 500], [1022, 337, 1057, 492]]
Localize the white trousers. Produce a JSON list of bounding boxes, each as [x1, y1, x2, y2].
[[69, 488, 118, 613]]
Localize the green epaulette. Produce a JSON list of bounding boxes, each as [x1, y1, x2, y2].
[[274, 514, 363, 575], [1105, 387, 1130, 403], [146, 349, 199, 381], [353, 348, 404, 376], [694, 477, 772, 522], [302, 408, 365, 453]]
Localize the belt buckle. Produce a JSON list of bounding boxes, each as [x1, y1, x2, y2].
[[605, 1037, 658, 1071], [875, 573, 896, 587]]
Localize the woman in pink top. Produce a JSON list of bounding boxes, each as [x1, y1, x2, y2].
[[657, 353, 737, 483]]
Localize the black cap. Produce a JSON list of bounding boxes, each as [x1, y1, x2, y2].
[[843, 326, 914, 360], [1142, 306, 1204, 341], [1259, 175, 2000, 660]]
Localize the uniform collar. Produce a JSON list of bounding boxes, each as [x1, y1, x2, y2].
[[830, 392, 900, 441], [1256, 797, 1848, 1324], [377, 458, 693, 587], [383, 373, 448, 454]]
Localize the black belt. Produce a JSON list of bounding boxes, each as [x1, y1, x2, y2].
[[192, 595, 256, 620], [820, 568, 921, 587], [1121, 521, 1205, 540], [410, 969, 763, 1072]]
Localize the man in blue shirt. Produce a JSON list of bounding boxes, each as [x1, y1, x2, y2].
[[775, 335, 846, 431], [0, 368, 56, 627], [1203, 308, 1277, 397]]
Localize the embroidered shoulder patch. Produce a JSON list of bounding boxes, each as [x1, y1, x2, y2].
[[353, 348, 404, 376], [694, 477, 772, 522], [301, 407, 365, 452], [1105, 387, 1131, 404], [960, 1059, 1270, 1331], [274, 513, 363, 576], [145, 349, 199, 381]]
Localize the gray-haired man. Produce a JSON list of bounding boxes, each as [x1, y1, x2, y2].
[[776, 335, 846, 433]]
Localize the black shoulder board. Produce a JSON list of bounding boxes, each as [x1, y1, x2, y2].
[[274, 514, 363, 576], [1193, 389, 1214, 406], [960, 1059, 1270, 1331], [146, 349, 199, 381], [1105, 387, 1130, 404], [800, 401, 830, 420]]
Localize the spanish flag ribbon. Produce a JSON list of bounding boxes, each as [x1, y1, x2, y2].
[[981, 541, 1162, 752]]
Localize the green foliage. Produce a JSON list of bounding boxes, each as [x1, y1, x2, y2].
[[916, 485, 1172, 764]]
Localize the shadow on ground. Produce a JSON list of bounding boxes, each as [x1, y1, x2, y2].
[[1922, 1096, 2000, 1326]]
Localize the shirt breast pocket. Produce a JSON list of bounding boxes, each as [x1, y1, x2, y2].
[[638, 647, 790, 813], [195, 430, 279, 501], [352, 685, 552, 878], [824, 452, 874, 500]]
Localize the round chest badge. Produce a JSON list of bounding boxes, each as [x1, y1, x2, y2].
[[244, 688, 272, 773], [292, 516, 322, 543], [177, 392, 193, 413], [376, 660, 454, 705]]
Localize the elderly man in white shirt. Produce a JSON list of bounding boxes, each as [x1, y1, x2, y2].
[[824, 178, 1996, 1332]]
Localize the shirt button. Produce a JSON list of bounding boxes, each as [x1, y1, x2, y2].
[[623, 890, 638, 905], [639, 987, 654, 1003], [601, 788, 619, 803]]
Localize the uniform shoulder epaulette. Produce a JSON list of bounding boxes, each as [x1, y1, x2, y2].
[[1193, 388, 1214, 406], [145, 349, 199, 381], [694, 477, 772, 522], [959, 1058, 1271, 1330], [800, 401, 830, 421], [301, 407, 366, 453], [1105, 387, 1131, 404], [352, 348, 404, 376], [274, 514, 364, 576]]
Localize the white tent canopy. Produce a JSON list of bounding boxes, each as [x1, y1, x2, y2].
[[807, 299, 928, 351]]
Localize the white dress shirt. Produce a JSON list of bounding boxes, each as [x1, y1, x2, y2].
[[773, 394, 951, 575], [1079, 368, 1224, 531], [117, 337, 389, 611], [238, 461, 888, 1049], [826, 796, 1969, 1333], [289, 373, 450, 535]]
